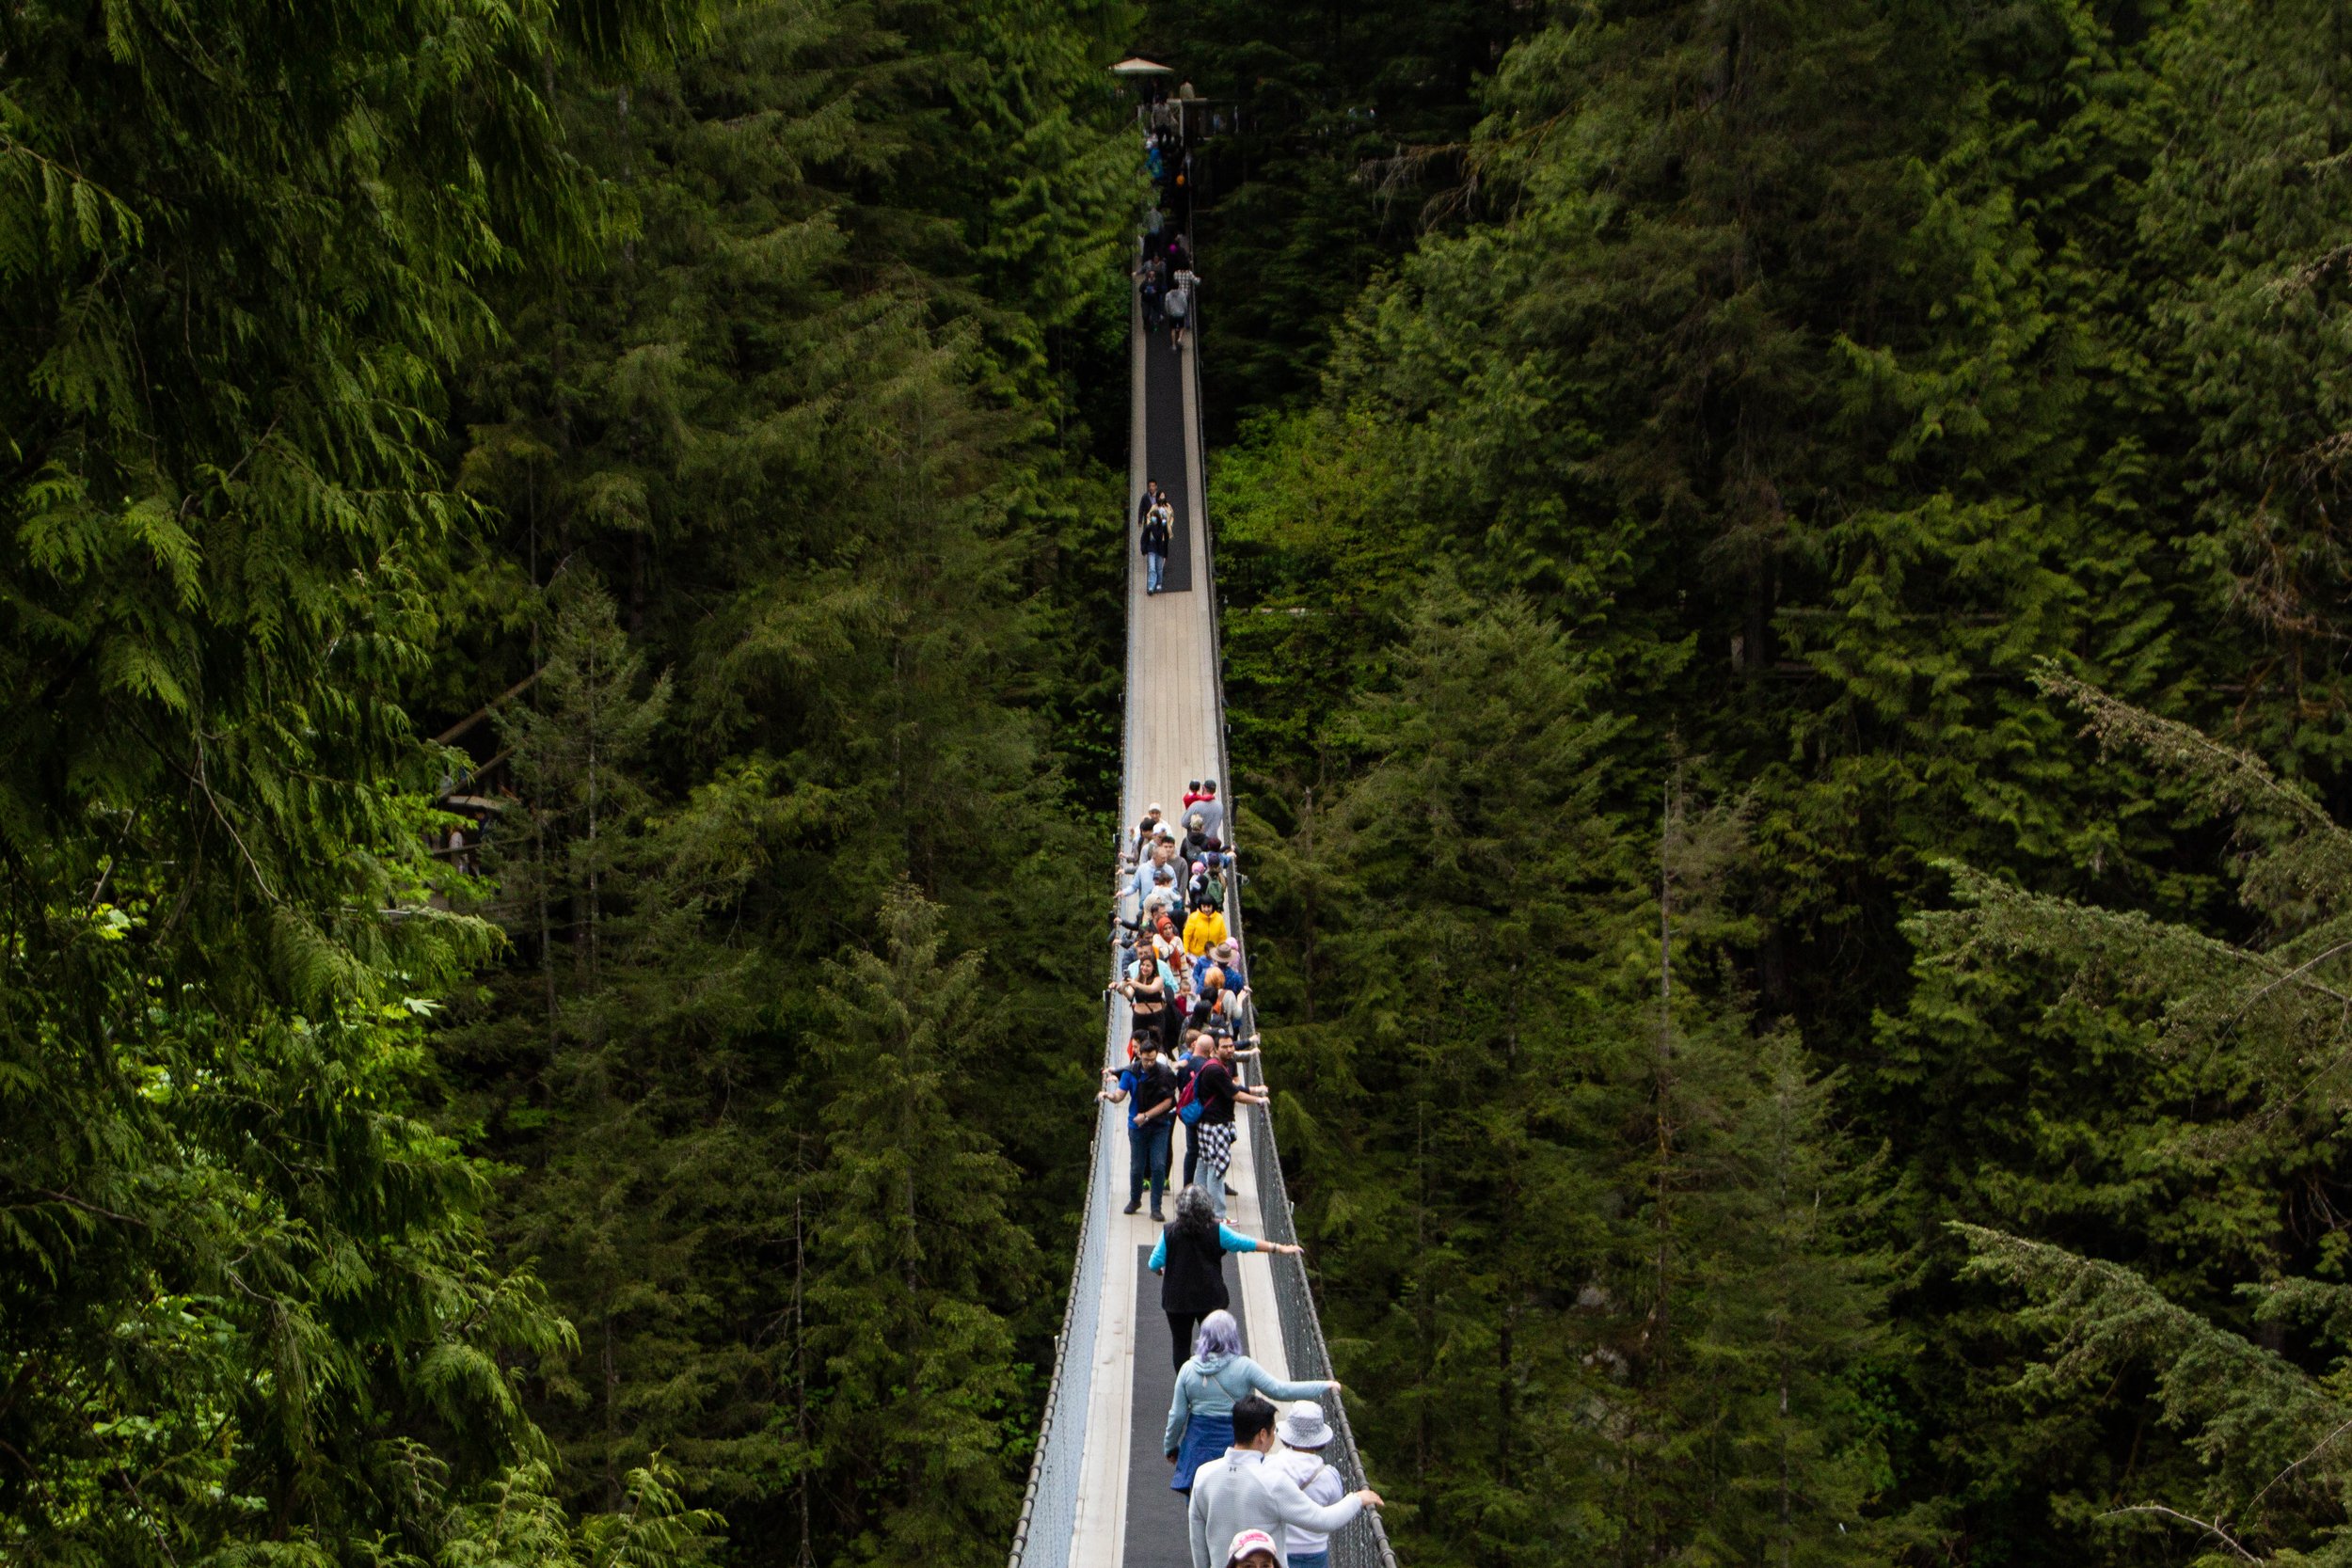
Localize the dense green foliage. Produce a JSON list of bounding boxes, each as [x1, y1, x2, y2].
[[13, 0, 2352, 1562], [1191, 0, 2352, 1563], [1136, 0, 1534, 429], [4, 0, 1126, 1561]]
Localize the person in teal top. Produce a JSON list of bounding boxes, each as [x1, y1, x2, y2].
[[1164, 1309, 1340, 1493], [1147, 1222, 1272, 1274], [1150, 1187, 1303, 1374]]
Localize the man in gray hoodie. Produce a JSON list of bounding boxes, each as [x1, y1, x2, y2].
[[1188, 1397, 1380, 1568]]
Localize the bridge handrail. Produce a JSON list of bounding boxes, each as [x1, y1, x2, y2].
[[1189, 310, 1401, 1568], [1008, 260, 1397, 1568]]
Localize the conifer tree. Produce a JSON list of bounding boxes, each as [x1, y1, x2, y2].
[[2140, 0, 2352, 771], [1, 1, 698, 1560], [1929, 675, 2352, 1562], [430, 4, 1120, 1554], [1260, 584, 1891, 1566], [807, 887, 1044, 1565]]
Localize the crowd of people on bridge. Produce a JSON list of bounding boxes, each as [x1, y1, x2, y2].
[[1137, 233, 1199, 353], [1088, 116, 1382, 1562], [1104, 777, 1252, 1215], [1139, 79, 1201, 354], [1096, 766, 1384, 1567]]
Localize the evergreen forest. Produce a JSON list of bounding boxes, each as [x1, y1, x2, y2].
[[9, 1, 2352, 1565]]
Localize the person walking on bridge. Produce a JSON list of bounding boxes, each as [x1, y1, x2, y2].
[[1143, 499, 1172, 594], [1104, 1035, 1179, 1218], [1151, 1185, 1298, 1373], [1166, 269, 1193, 352], [1166, 1316, 1333, 1494], [1129, 802, 1165, 864], [1185, 1394, 1380, 1565], [1267, 1405, 1351, 1568], [1184, 895, 1229, 959], [1189, 1034, 1263, 1217], [1138, 477, 1166, 530], [1193, 778, 1226, 842]]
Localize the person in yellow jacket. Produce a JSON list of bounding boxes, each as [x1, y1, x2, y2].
[[1184, 903, 1229, 957]]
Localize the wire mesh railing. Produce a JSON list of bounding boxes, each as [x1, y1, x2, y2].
[[1005, 925, 1127, 1568], [1011, 237, 1396, 1568], [1191, 307, 1400, 1568]]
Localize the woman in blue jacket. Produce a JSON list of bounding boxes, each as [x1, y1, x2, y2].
[[1163, 1307, 1338, 1494]]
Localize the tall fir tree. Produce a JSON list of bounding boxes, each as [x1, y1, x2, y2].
[[1252, 583, 1892, 1566]]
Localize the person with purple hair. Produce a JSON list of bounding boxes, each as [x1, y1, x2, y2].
[[1163, 1306, 1336, 1494]]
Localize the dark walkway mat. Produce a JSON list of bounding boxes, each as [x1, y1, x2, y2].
[[1139, 327, 1195, 595], [1123, 1241, 1252, 1568]]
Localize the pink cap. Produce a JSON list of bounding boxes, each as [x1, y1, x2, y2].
[[1222, 1529, 1279, 1568]]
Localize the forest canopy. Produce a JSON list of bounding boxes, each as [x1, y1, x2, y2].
[[8, 0, 2352, 1565]]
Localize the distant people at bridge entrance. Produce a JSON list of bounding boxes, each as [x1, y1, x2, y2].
[[1166, 269, 1193, 351], [1139, 251, 1166, 331]]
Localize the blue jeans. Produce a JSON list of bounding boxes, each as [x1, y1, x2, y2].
[[1145, 550, 1166, 592], [1129, 1119, 1171, 1211], [1290, 1552, 1330, 1568]]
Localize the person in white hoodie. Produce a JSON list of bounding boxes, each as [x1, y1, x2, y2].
[[1265, 1403, 1350, 1568], [1188, 1396, 1381, 1568]]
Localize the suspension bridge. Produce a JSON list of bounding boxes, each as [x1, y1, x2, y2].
[[1003, 237, 1400, 1568]]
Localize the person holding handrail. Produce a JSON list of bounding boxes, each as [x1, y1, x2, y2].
[[1164, 1308, 1332, 1494], [1188, 1397, 1381, 1568], [1103, 1034, 1180, 1219], [1266, 1404, 1351, 1568], [1188, 1034, 1263, 1217], [1151, 1184, 1297, 1372]]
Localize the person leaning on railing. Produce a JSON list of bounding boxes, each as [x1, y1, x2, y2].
[[1188, 1035, 1263, 1218], [1150, 1185, 1296, 1372], [1266, 1404, 1351, 1568]]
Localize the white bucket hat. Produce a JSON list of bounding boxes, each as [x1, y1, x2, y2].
[[1278, 1403, 1334, 1449]]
